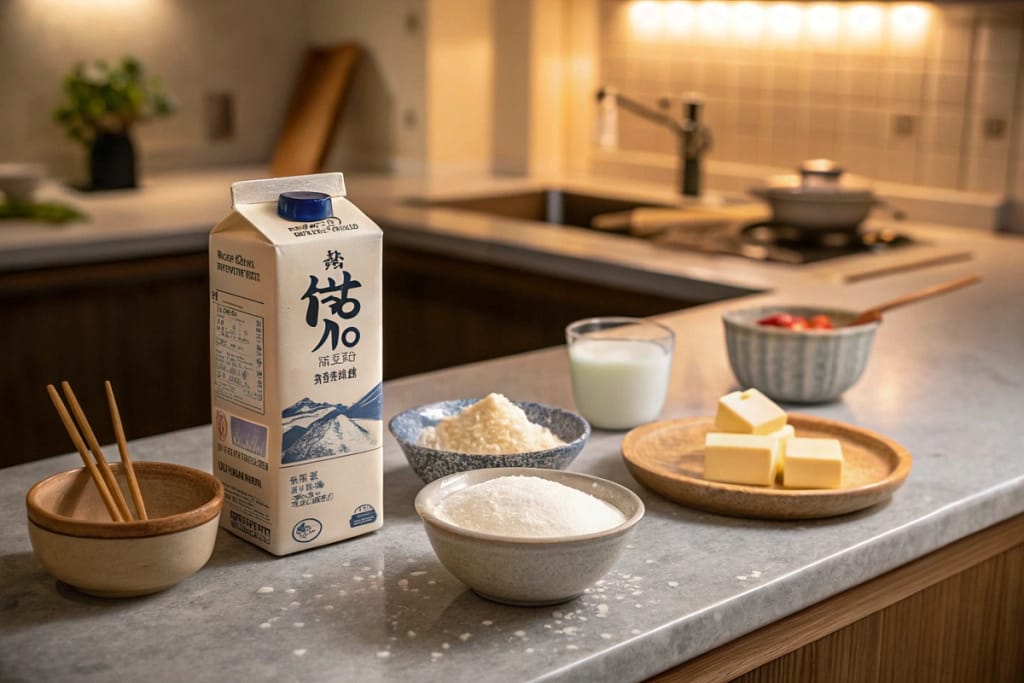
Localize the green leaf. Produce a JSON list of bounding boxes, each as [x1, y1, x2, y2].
[[0, 200, 88, 224], [52, 54, 175, 147]]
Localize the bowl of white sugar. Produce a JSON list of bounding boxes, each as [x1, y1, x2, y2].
[[389, 394, 590, 483], [415, 467, 644, 606]]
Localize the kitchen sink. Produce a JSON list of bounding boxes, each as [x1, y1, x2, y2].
[[404, 187, 941, 268], [407, 188, 674, 230]]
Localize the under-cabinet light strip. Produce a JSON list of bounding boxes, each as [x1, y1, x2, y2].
[[627, 2, 932, 44]]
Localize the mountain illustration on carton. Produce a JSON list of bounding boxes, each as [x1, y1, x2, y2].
[[281, 383, 382, 464]]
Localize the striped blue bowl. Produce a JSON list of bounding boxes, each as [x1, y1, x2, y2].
[[722, 306, 880, 404]]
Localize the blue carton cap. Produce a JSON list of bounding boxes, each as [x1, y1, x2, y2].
[[278, 191, 333, 221]]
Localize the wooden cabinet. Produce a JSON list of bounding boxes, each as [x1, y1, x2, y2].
[[1, 243, 696, 466], [653, 514, 1024, 682], [0, 253, 212, 468], [381, 244, 696, 379]]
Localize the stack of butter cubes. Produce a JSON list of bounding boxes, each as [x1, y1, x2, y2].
[[704, 388, 844, 488]]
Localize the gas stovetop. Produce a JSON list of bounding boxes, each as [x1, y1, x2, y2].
[[651, 221, 918, 264]]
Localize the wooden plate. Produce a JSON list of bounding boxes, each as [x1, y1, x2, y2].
[[621, 414, 912, 520]]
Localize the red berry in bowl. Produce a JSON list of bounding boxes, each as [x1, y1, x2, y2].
[[809, 314, 834, 330], [757, 313, 794, 327]]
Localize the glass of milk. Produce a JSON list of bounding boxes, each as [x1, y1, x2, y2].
[[566, 317, 675, 430]]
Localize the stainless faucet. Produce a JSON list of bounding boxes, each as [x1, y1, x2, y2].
[[596, 88, 711, 197]]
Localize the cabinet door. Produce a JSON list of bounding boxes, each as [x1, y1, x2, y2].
[[0, 253, 210, 466], [383, 244, 695, 379]]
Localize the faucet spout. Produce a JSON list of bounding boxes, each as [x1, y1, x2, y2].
[[596, 88, 711, 197]]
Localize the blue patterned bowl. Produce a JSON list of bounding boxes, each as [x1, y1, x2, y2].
[[722, 306, 879, 404], [388, 399, 591, 483]]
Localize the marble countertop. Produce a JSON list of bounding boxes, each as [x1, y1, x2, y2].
[[2, 222, 1023, 680], [2, 166, 1023, 681]]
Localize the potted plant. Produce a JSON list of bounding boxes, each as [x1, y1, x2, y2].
[[54, 57, 175, 191]]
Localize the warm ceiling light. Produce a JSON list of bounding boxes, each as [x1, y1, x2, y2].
[[665, 1, 697, 36], [768, 3, 802, 41], [629, 1, 663, 35], [891, 3, 932, 42], [732, 2, 763, 41], [699, 1, 731, 38], [807, 3, 841, 42], [848, 3, 884, 41]]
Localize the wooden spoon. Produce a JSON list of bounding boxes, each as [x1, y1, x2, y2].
[[849, 274, 981, 326]]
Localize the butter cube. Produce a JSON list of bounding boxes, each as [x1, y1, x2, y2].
[[703, 432, 780, 486], [783, 438, 844, 489], [769, 424, 795, 472], [715, 388, 787, 435]]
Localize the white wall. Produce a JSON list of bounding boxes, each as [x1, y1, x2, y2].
[[0, 0, 548, 183], [310, 0, 495, 176], [424, 0, 494, 174], [0, 0, 311, 183], [310, 0, 427, 174]]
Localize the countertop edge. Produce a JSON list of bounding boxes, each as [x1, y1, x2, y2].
[[545, 474, 1024, 683]]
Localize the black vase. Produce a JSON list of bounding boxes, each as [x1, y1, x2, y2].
[[89, 132, 137, 190]]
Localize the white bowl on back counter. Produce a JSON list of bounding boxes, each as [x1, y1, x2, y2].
[[0, 162, 46, 202]]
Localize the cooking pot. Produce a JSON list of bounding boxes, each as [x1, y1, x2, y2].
[[749, 159, 877, 231]]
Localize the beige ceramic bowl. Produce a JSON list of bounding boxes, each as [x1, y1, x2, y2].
[[415, 467, 644, 606], [26, 461, 223, 598]]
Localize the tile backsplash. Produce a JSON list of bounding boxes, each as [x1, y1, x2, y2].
[[599, 1, 1024, 199]]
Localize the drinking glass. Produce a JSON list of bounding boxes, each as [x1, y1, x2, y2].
[[565, 317, 675, 430]]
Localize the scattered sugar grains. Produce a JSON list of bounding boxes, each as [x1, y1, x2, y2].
[[433, 475, 626, 537], [419, 393, 565, 454]]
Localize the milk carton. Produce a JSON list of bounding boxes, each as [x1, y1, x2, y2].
[[209, 173, 382, 555]]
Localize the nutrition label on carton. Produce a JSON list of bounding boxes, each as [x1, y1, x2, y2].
[[213, 294, 265, 414]]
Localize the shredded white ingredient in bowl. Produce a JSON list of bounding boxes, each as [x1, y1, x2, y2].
[[419, 393, 565, 454], [433, 475, 625, 537]]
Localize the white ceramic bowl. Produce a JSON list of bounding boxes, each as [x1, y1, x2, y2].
[[722, 305, 879, 403], [26, 461, 223, 598], [415, 467, 644, 606], [0, 162, 45, 202]]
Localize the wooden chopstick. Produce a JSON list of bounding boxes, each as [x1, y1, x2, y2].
[[60, 381, 134, 522], [105, 381, 147, 521], [46, 384, 123, 522]]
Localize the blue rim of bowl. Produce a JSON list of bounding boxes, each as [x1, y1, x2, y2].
[[388, 399, 591, 457], [413, 467, 644, 545]]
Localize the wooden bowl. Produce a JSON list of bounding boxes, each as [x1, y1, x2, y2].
[[25, 461, 223, 597]]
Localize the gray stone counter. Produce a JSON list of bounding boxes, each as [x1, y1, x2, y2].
[[2, 230, 1022, 680]]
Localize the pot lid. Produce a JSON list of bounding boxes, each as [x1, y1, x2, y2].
[[760, 159, 874, 200]]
